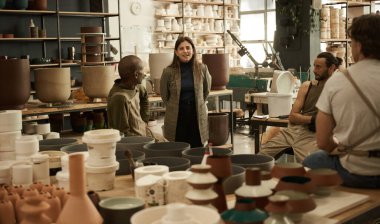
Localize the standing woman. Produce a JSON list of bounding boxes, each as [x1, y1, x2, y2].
[[160, 36, 212, 147]]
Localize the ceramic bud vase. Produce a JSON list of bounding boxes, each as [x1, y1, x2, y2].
[[185, 164, 218, 208], [206, 155, 232, 213], [208, 112, 229, 146], [20, 196, 51, 224], [81, 66, 115, 101], [221, 198, 268, 224], [264, 195, 294, 224], [56, 154, 103, 224], [202, 53, 229, 90], [0, 59, 30, 110], [235, 167, 273, 210]]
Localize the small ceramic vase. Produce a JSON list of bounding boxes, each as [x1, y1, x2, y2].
[[185, 164, 217, 208], [221, 198, 268, 224], [45, 195, 61, 222], [235, 167, 273, 210], [206, 155, 232, 213], [20, 196, 51, 224], [275, 190, 316, 223], [56, 154, 103, 224], [264, 195, 294, 224]]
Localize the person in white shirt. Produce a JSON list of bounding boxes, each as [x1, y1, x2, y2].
[[303, 14, 380, 188]]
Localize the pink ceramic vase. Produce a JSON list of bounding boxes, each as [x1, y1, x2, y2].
[[20, 196, 51, 224], [202, 54, 230, 90], [56, 154, 103, 224]]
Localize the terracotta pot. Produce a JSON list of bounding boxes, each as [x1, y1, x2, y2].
[[33, 0, 47, 10], [148, 53, 173, 80], [202, 53, 229, 90], [56, 154, 103, 224], [271, 163, 306, 179], [0, 200, 16, 224], [20, 196, 51, 224], [305, 168, 343, 195], [275, 176, 316, 194], [34, 67, 71, 104], [0, 59, 30, 109], [208, 112, 229, 146], [182, 147, 232, 165], [81, 66, 115, 99]]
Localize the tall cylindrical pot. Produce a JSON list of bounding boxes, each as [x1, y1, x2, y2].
[[81, 65, 115, 99], [0, 59, 30, 110], [149, 53, 173, 95], [208, 112, 229, 146], [34, 68, 71, 104], [202, 54, 229, 90]]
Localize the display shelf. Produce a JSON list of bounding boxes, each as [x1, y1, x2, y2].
[[0, 9, 56, 15], [0, 38, 58, 41], [58, 11, 119, 17]]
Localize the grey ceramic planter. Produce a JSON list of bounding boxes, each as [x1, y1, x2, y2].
[[139, 157, 191, 172], [143, 142, 190, 158], [230, 154, 274, 171]]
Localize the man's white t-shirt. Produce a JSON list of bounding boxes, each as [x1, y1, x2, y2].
[[316, 59, 380, 176]]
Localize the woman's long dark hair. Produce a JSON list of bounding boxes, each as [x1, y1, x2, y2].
[[169, 36, 202, 83]]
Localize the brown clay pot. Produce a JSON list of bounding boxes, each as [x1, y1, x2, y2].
[[80, 26, 103, 34], [202, 53, 229, 90], [44, 195, 61, 222], [208, 112, 229, 146], [33, 0, 47, 10], [34, 68, 71, 104], [20, 196, 51, 224], [305, 168, 343, 195], [275, 190, 316, 222], [81, 65, 115, 99], [275, 176, 316, 194], [0, 200, 16, 224], [0, 59, 30, 110], [271, 163, 306, 179]]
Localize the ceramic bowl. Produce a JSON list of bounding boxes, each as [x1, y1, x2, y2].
[[271, 163, 306, 179], [116, 149, 145, 162], [182, 147, 233, 165], [275, 176, 316, 194], [223, 164, 245, 195], [116, 150, 145, 176], [99, 197, 145, 224], [117, 136, 154, 152], [305, 168, 343, 195], [230, 154, 274, 171], [131, 203, 221, 224], [143, 142, 190, 158], [139, 157, 191, 172], [60, 143, 88, 154], [39, 138, 78, 151]]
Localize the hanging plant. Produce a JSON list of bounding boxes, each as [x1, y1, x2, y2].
[[277, 0, 320, 36]]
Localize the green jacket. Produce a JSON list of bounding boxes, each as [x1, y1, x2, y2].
[[107, 79, 149, 136]]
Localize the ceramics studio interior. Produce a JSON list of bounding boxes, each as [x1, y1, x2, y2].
[[1, 0, 380, 223]]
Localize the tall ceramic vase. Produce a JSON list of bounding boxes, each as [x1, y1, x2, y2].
[[148, 53, 173, 95], [208, 112, 229, 146], [202, 53, 229, 90], [56, 154, 103, 224], [34, 67, 71, 104], [81, 65, 115, 100], [0, 59, 30, 110], [206, 155, 232, 213]]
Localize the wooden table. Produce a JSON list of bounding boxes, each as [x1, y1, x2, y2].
[[99, 175, 380, 223], [250, 117, 289, 153]]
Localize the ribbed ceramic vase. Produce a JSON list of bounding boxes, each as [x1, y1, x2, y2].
[[56, 154, 103, 224], [149, 53, 173, 94], [208, 112, 229, 146], [202, 53, 229, 90], [0, 59, 30, 109], [34, 67, 71, 104], [81, 65, 115, 99]]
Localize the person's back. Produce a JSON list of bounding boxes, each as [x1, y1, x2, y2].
[[303, 14, 380, 188]]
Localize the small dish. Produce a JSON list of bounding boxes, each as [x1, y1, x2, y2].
[[99, 197, 145, 224]]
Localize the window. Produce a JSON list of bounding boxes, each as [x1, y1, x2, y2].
[[239, 0, 276, 68]]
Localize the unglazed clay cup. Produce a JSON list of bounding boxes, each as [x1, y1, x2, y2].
[[99, 197, 145, 224]]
